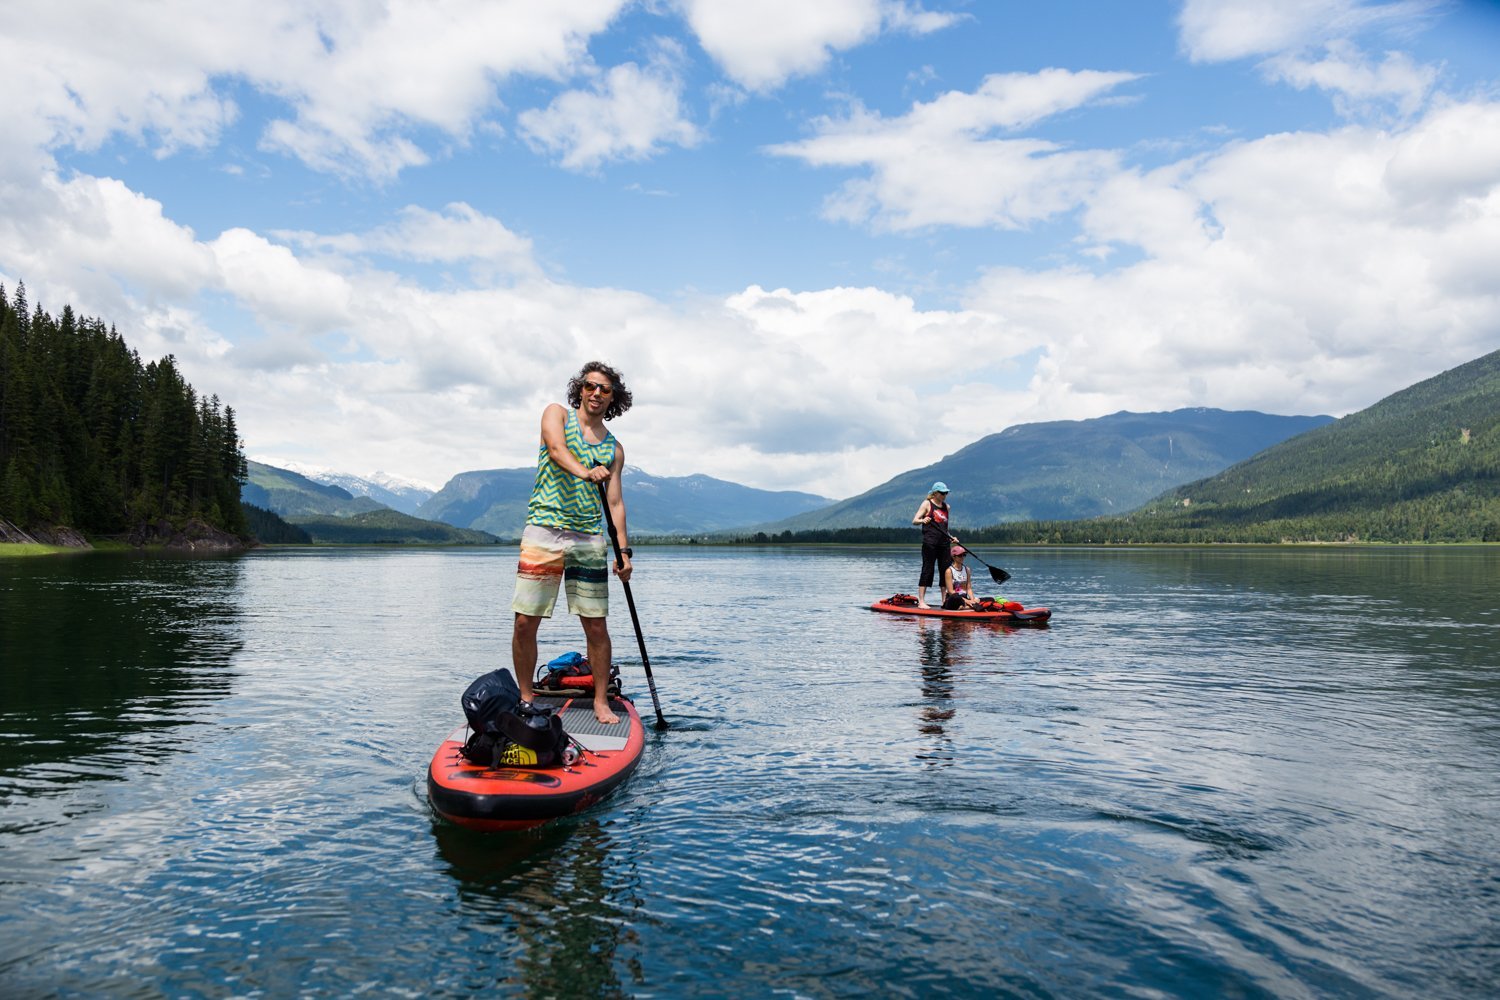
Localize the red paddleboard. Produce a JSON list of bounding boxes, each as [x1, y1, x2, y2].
[[870, 600, 1052, 624], [427, 695, 644, 832]]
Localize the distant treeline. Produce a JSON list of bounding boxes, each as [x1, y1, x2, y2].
[[961, 503, 1497, 544], [0, 282, 248, 536], [287, 509, 501, 545], [732, 494, 1499, 545]]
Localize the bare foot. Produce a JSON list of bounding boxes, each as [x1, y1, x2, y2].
[[594, 701, 620, 725], [916, 602, 930, 609]]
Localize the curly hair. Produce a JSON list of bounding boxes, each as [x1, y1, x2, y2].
[[566, 361, 633, 421]]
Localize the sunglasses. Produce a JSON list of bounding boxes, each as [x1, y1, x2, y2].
[[581, 381, 613, 396]]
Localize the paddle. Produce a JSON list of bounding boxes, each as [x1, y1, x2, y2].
[[935, 523, 1011, 585], [594, 472, 668, 731]]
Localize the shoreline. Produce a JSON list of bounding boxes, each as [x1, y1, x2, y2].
[[0, 542, 87, 558], [0, 517, 255, 557], [6, 537, 1496, 559]]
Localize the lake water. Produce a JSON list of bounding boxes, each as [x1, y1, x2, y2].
[[1, 545, 1497, 998]]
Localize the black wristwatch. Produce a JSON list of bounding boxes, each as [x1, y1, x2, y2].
[[621, 547, 633, 558]]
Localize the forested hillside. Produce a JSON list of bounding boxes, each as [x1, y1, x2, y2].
[[1123, 348, 1500, 541], [242, 503, 311, 544], [756, 408, 1333, 532], [956, 348, 1500, 544], [0, 282, 248, 538], [289, 509, 500, 545]]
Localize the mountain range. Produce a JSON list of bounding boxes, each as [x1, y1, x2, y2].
[[247, 462, 435, 515], [242, 461, 834, 538], [242, 462, 388, 518], [754, 408, 1334, 533], [297, 468, 435, 516], [240, 344, 1498, 544], [414, 467, 834, 537], [242, 408, 1337, 538]]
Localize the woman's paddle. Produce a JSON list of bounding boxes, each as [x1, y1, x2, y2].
[[595, 474, 668, 730], [936, 524, 1011, 585]]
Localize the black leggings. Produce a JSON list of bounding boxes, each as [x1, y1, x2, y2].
[[919, 541, 952, 589]]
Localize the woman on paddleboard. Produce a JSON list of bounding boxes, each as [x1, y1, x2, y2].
[[911, 482, 959, 609]]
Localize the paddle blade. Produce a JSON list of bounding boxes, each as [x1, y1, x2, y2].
[[989, 566, 1011, 584]]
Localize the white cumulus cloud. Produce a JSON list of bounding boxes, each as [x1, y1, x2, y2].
[[0, 173, 218, 315], [519, 45, 702, 171], [0, 0, 629, 182], [277, 204, 540, 278], [1178, 0, 1442, 121], [675, 0, 961, 92], [768, 68, 1141, 231], [966, 97, 1500, 423], [1176, 0, 1435, 62], [1266, 41, 1436, 118], [210, 228, 354, 335]]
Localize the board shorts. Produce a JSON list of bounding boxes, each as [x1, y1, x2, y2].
[[512, 524, 609, 619]]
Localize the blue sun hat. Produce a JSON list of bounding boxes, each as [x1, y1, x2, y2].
[[930, 481, 949, 493]]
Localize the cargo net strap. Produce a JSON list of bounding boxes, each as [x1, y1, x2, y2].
[[532, 676, 622, 700]]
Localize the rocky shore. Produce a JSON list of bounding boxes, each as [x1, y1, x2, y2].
[[1, 517, 252, 552], [0, 519, 90, 547], [127, 518, 253, 552]]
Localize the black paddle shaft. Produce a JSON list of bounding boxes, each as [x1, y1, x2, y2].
[[934, 523, 1010, 585], [594, 472, 668, 730]]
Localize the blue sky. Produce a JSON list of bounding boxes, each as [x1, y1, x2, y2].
[[2, 1, 1498, 498]]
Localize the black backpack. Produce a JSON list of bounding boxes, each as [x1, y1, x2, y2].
[[458, 668, 571, 769]]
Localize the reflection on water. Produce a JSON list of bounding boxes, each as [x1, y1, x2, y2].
[[913, 617, 1037, 767], [912, 617, 960, 767], [916, 621, 959, 764], [0, 545, 1497, 997], [433, 818, 637, 997], [0, 555, 243, 825]]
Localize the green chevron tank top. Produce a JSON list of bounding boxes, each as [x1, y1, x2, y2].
[[526, 407, 618, 532]]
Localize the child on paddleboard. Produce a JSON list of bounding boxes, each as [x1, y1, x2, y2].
[[942, 545, 979, 610]]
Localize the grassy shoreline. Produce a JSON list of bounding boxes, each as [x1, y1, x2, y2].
[[0, 537, 245, 557], [0, 542, 87, 558]]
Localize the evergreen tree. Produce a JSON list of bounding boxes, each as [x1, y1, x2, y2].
[[0, 283, 251, 540]]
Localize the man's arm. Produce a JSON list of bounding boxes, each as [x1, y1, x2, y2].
[[540, 404, 610, 482]]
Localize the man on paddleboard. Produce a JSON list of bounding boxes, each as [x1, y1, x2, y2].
[[511, 361, 633, 725]]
